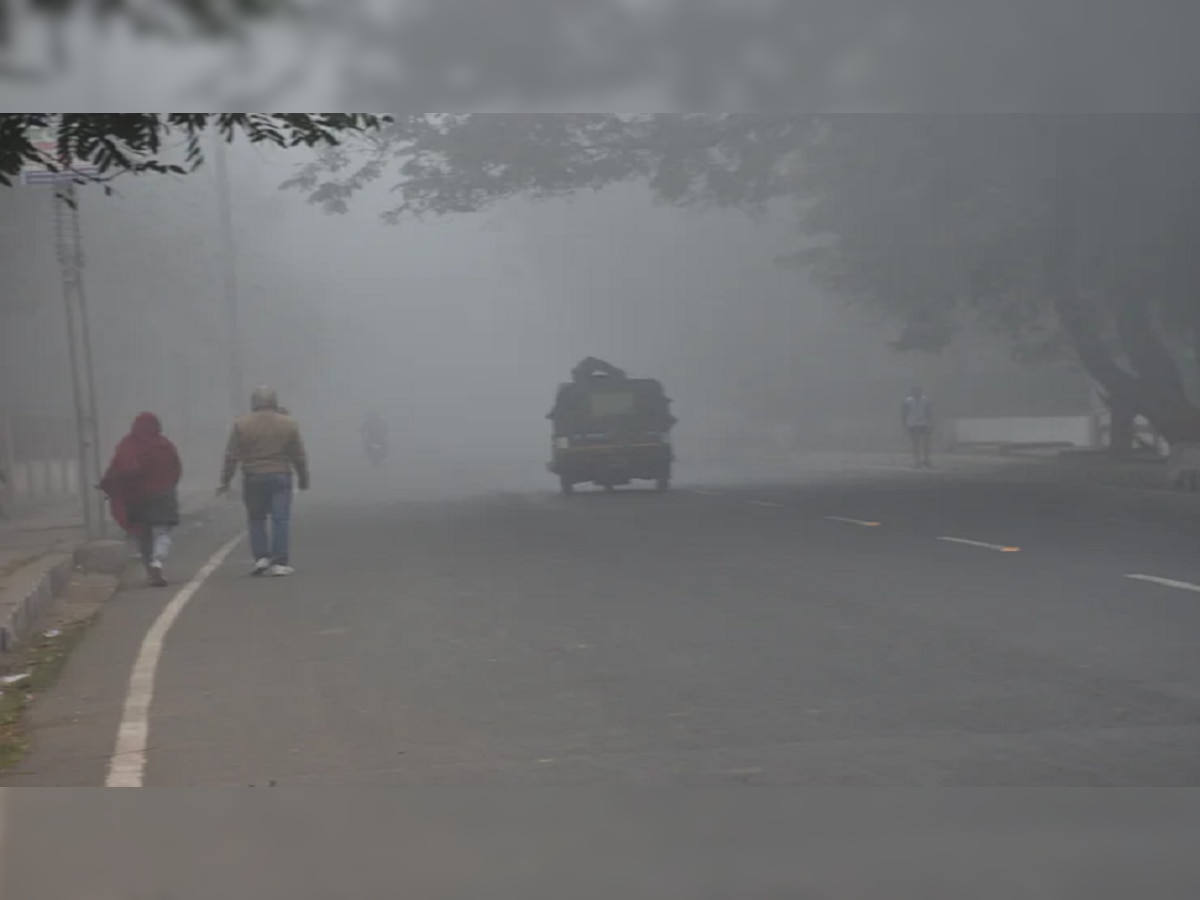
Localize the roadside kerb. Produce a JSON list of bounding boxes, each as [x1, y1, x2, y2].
[[0, 489, 221, 657], [0, 555, 73, 654]]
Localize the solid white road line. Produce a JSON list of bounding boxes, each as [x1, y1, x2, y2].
[[827, 516, 882, 527], [749, 500, 785, 508], [937, 536, 1022, 553], [1125, 574, 1200, 594], [106, 532, 244, 788]]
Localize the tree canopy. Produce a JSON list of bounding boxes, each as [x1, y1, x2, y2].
[[291, 113, 1200, 444], [0, 114, 386, 186]]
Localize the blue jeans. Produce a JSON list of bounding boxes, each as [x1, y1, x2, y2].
[[243, 473, 293, 565]]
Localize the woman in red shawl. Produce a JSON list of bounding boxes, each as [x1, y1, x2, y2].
[[100, 412, 182, 587]]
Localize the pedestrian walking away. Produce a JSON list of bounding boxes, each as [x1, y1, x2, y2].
[[902, 386, 935, 469], [100, 412, 182, 587], [218, 385, 310, 577]]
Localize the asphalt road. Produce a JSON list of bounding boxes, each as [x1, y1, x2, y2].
[[5, 452, 1200, 895], [6, 452, 1200, 789]]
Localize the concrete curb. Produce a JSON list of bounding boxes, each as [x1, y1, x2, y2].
[[0, 554, 73, 655], [0, 489, 224, 657], [0, 492, 220, 657]]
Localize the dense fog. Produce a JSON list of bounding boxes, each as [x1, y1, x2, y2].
[[0, 131, 1094, 504]]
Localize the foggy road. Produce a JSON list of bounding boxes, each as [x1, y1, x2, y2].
[[6, 457, 1200, 789]]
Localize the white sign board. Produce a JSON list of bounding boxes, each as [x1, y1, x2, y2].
[[950, 416, 1096, 448]]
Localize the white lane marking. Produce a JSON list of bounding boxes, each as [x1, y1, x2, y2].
[[688, 489, 722, 496], [106, 532, 244, 788], [749, 500, 785, 508], [827, 516, 882, 527], [1125, 574, 1200, 594], [937, 536, 1022, 553]]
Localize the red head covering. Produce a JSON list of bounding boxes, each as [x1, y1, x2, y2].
[[100, 413, 182, 533]]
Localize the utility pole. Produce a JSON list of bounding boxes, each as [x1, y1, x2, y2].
[[53, 182, 104, 539], [212, 133, 245, 416]]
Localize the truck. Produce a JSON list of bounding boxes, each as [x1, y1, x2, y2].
[[546, 357, 676, 494]]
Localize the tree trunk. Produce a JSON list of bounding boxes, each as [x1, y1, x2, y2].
[[1107, 396, 1136, 457], [1043, 121, 1200, 446], [1049, 283, 1200, 446], [1114, 298, 1200, 445]]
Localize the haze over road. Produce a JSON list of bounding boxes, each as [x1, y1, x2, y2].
[[5, 452, 1200, 789]]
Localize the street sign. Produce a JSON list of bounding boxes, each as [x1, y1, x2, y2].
[[20, 120, 100, 185]]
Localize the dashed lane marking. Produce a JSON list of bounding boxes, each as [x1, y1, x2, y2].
[[1125, 574, 1200, 594], [106, 532, 245, 788], [937, 536, 1022, 553], [688, 489, 723, 496], [827, 516, 882, 527], [749, 500, 785, 508]]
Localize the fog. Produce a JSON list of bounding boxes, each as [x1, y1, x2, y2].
[[4, 3, 1200, 112], [0, 130, 1098, 506]]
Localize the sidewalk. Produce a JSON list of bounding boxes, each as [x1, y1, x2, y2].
[[0, 488, 216, 654]]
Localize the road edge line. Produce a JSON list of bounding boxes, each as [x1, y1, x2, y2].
[[1125, 574, 1200, 594], [105, 533, 243, 788]]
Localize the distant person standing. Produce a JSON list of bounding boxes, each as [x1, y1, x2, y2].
[[903, 386, 934, 468], [218, 386, 310, 577], [101, 412, 182, 587], [360, 411, 388, 464]]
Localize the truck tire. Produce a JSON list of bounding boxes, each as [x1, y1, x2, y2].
[[559, 476, 575, 496], [654, 475, 670, 492]]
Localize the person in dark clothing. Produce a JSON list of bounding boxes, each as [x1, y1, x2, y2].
[[100, 412, 182, 586]]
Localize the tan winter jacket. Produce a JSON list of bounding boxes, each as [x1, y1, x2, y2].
[[221, 410, 310, 488]]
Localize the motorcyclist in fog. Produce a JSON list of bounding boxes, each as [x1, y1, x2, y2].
[[361, 412, 388, 463]]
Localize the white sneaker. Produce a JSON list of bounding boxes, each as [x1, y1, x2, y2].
[[270, 564, 295, 577], [252, 558, 271, 576]]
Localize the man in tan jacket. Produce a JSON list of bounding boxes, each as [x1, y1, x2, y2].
[[219, 386, 310, 576]]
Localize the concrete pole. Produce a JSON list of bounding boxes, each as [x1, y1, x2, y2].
[[55, 184, 98, 538], [212, 134, 245, 417], [69, 186, 106, 536]]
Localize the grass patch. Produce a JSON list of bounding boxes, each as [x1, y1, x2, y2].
[[0, 617, 95, 771]]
